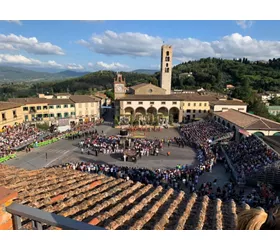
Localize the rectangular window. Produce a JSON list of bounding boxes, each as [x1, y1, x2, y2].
[[150, 102, 154, 105], [127, 102, 132, 104], [186, 109, 191, 113], [161, 102, 166, 105], [199, 103, 202, 106], [56, 105, 61, 109], [43, 114, 48, 118], [198, 110, 201, 113], [204, 110, 207, 113], [193, 110, 196, 113], [204, 103, 207, 106], [49, 105, 54, 109], [25, 115, 28, 121], [70, 104, 75, 108], [43, 106, 48, 110], [194, 103, 196, 106], [13, 110, 17, 118], [23, 107, 28, 111], [49, 114, 54, 117], [172, 102, 177, 105], [37, 106, 41, 110], [64, 104, 68, 108], [71, 112, 75, 116], [188, 103, 190, 106], [165, 68, 169, 73], [139, 102, 143, 105], [2, 113, 6, 120]]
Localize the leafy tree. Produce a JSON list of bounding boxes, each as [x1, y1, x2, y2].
[[269, 96, 280, 106], [105, 90, 114, 100]]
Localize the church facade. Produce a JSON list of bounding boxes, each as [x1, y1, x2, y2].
[[114, 45, 247, 125]]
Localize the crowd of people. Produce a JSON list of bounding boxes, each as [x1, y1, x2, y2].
[[80, 134, 123, 154], [224, 135, 280, 181], [179, 120, 231, 173], [79, 132, 166, 158], [0, 124, 47, 157], [48, 160, 279, 209]]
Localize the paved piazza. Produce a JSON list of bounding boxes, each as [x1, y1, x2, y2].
[[6, 123, 232, 188]]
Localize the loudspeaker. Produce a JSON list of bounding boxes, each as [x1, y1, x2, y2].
[[120, 130, 128, 136]]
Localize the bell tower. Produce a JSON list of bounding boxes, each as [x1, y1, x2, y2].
[[114, 73, 126, 100], [160, 45, 172, 95]]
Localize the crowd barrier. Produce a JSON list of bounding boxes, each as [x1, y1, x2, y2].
[[31, 138, 60, 148], [0, 153, 16, 163]]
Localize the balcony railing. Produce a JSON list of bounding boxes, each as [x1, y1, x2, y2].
[[6, 202, 105, 230]]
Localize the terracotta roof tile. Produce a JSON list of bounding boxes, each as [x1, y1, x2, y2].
[[0, 102, 22, 111], [47, 99, 74, 105], [69, 95, 100, 103], [0, 165, 250, 230], [8, 98, 49, 105], [210, 100, 247, 106], [214, 109, 280, 130], [130, 83, 152, 90]]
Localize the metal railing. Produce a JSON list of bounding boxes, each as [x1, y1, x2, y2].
[[6, 203, 105, 230]]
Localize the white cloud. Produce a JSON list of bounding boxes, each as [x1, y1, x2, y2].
[[236, 20, 254, 29], [4, 20, 22, 26], [0, 54, 86, 72], [0, 34, 64, 55], [66, 63, 84, 70], [0, 54, 63, 68], [77, 30, 162, 57], [78, 30, 280, 61], [88, 61, 129, 70]]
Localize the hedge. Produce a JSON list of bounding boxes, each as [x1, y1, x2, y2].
[[31, 138, 60, 148], [0, 153, 16, 163]]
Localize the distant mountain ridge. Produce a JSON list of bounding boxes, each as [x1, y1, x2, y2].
[[0, 66, 90, 83]]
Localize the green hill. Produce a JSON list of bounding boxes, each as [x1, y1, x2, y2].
[[132, 69, 158, 75], [0, 66, 90, 83], [44, 70, 159, 94], [172, 58, 280, 92]]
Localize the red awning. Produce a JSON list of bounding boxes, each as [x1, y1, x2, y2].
[[239, 129, 250, 136]]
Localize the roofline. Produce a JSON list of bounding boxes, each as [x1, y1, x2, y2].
[[214, 109, 280, 130]]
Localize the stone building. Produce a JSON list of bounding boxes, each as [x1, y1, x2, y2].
[[213, 109, 280, 140], [0, 102, 24, 129], [114, 45, 247, 125]]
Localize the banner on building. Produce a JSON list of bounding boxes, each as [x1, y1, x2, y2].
[[58, 118, 70, 126]]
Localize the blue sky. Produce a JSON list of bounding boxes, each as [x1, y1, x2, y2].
[[1, 20, 280, 72]]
